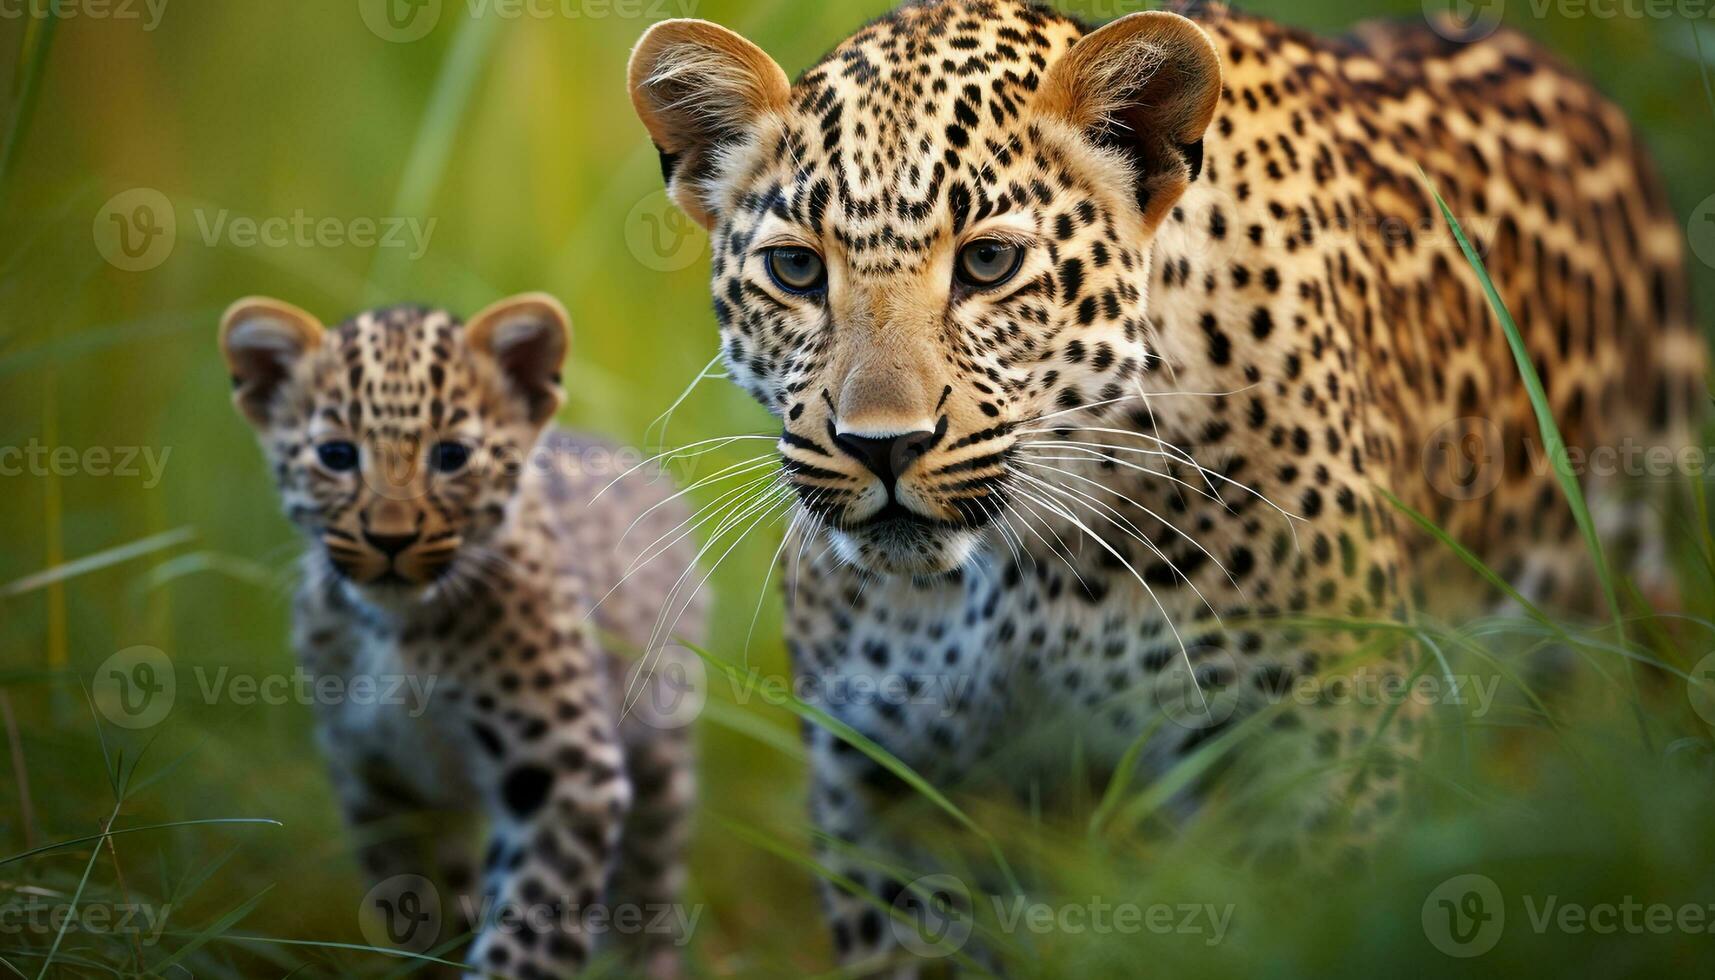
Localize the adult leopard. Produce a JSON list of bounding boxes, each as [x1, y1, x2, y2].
[[629, 0, 1704, 970]]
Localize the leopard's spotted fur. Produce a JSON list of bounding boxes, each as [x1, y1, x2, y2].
[[221, 294, 703, 979], [630, 0, 1705, 970]]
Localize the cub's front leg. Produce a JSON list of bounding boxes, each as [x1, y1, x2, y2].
[[296, 594, 482, 973], [442, 624, 633, 979]]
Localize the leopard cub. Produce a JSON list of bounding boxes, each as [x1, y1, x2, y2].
[[220, 293, 703, 978]]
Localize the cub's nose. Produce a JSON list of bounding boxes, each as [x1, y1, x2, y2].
[[834, 428, 938, 489], [362, 530, 420, 558]]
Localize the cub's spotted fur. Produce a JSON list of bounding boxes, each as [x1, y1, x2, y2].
[[630, 0, 1704, 970], [221, 294, 702, 979]]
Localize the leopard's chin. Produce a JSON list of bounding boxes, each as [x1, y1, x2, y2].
[[828, 523, 984, 577]]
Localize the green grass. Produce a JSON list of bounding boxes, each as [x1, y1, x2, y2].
[[2, 0, 1714, 976]]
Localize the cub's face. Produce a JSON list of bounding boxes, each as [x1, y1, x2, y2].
[[219, 294, 568, 602], [629, 2, 1221, 574]]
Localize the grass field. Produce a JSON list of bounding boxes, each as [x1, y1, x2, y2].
[[2, 0, 1714, 976]]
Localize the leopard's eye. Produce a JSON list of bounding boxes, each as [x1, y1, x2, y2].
[[955, 239, 1025, 289], [766, 247, 826, 294], [316, 440, 359, 472], [429, 441, 471, 473]]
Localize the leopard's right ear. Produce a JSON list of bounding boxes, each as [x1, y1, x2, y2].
[[628, 19, 790, 229], [219, 296, 322, 428]]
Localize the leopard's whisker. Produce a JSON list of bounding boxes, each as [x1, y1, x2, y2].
[[592, 471, 782, 621], [1007, 480, 1208, 716], [1015, 446, 1227, 506], [975, 494, 1022, 566], [1015, 424, 1213, 479], [790, 487, 830, 607], [1004, 486, 1097, 595], [619, 470, 783, 577], [744, 504, 806, 661], [1017, 427, 1303, 547], [1014, 458, 1246, 600], [590, 434, 777, 504], [615, 453, 782, 548], [643, 351, 725, 452], [1015, 468, 1234, 625], [626, 482, 795, 718], [628, 476, 792, 689]]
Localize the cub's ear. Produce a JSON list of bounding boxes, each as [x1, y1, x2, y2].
[[1039, 11, 1223, 232], [465, 292, 570, 427], [628, 18, 790, 229], [219, 296, 323, 428]]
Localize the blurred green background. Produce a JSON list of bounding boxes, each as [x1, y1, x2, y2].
[[1, 0, 1713, 976]]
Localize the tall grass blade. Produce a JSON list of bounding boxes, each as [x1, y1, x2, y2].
[[1422, 173, 1645, 743], [0, 9, 59, 202], [0, 527, 196, 598], [0, 818, 282, 868]]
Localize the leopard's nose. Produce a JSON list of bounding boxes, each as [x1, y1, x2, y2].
[[833, 428, 939, 489], [362, 530, 420, 558]]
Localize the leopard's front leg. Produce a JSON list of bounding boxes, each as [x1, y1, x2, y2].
[[442, 630, 633, 979]]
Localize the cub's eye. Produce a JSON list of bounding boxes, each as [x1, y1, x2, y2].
[[316, 441, 359, 472], [955, 239, 1025, 289], [765, 247, 827, 294], [429, 442, 471, 473]]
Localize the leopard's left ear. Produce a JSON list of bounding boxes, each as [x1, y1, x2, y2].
[[220, 296, 323, 428], [1039, 11, 1223, 232], [466, 293, 570, 427], [628, 19, 791, 229]]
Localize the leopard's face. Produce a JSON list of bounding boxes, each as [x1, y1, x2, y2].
[[631, 3, 1222, 575], [219, 295, 568, 604]]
